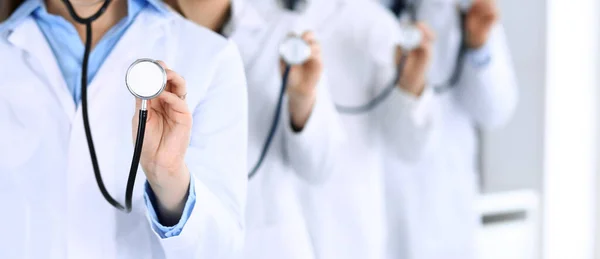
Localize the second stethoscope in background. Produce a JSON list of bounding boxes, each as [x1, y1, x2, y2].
[[248, 36, 312, 179], [280, 0, 473, 114]]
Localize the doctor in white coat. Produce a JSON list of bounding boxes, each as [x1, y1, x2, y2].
[[378, 0, 518, 258], [166, 0, 342, 258], [0, 0, 248, 258], [249, 0, 438, 258]]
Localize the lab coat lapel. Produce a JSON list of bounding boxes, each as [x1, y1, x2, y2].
[[303, 0, 346, 35], [7, 17, 76, 119], [229, 1, 268, 69]]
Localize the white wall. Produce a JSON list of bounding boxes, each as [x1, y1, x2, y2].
[[544, 0, 598, 258], [481, 0, 547, 193], [483, 0, 599, 258]]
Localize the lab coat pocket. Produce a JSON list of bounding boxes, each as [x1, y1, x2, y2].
[[0, 93, 47, 170]]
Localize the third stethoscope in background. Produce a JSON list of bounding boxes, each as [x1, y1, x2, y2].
[[281, 0, 474, 114]]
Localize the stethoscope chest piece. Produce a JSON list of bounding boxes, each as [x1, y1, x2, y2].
[[397, 23, 423, 51], [126, 59, 167, 101], [279, 36, 311, 66]]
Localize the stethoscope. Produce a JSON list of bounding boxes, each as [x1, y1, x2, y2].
[[62, 0, 166, 212], [391, 0, 472, 91], [280, 0, 472, 114], [248, 35, 311, 179]]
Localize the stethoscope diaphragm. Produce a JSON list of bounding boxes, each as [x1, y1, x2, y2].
[[126, 59, 167, 101], [279, 36, 312, 66], [397, 23, 423, 51]]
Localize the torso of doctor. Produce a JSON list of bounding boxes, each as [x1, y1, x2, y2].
[[248, 0, 440, 258], [223, 1, 342, 258], [0, 4, 248, 259], [381, 0, 518, 259]]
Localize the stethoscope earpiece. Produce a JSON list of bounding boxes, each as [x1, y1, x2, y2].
[[279, 36, 312, 66]]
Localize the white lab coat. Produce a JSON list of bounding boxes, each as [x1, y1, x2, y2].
[[225, 1, 342, 258], [381, 0, 519, 259], [248, 0, 437, 258], [0, 7, 248, 259]]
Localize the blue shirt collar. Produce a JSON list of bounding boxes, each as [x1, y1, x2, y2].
[[1, 0, 169, 33]]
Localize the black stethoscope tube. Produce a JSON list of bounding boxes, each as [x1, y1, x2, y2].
[[62, 0, 145, 213], [248, 65, 292, 179], [335, 54, 409, 114]]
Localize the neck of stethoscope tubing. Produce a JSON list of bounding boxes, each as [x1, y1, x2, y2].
[[247, 64, 292, 179], [61, 0, 113, 25], [141, 99, 148, 111], [63, 0, 140, 213]]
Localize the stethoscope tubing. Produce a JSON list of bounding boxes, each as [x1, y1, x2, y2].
[[62, 0, 143, 213], [248, 65, 292, 179]]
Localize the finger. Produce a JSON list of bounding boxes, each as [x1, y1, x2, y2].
[[158, 91, 190, 114], [471, 0, 495, 15], [415, 22, 435, 42], [165, 69, 187, 98], [301, 31, 317, 45], [308, 43, 322, 61], [156, 60, 169, 69], [135, 98, 142, 110]]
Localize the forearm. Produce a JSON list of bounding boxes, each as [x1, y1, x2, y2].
[[149, 165, 191, 226], [380, 86, 438, 162], [288, 90, 317, 131], [454, 25, 518, 129], [283, 78, 343, 183]]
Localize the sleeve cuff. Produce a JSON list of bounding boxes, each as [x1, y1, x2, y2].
[[467, 41, 493, 68], [392, 86, 435, 128], [282, 76, 343, 143], [144, 173, 197, 239]]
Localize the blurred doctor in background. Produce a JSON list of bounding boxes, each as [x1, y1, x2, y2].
[[249, 0, 438, 258], [379, 0, 518, 258], [165, 0, 343, 258]]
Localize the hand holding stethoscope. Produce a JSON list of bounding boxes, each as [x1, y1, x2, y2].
[[130, 60, 192, 208], [394, 0, 499, 96], [281, 31, 322, 130], [248, 31, 319, 178], [464, 0, 499, 49], [395, 23, 435, 96]]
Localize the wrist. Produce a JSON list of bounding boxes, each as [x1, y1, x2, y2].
[[287, 89, 317, 131], [398, 77, 426, 97], [467, 35, 488, 49], [148, 165, 190, 223]]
